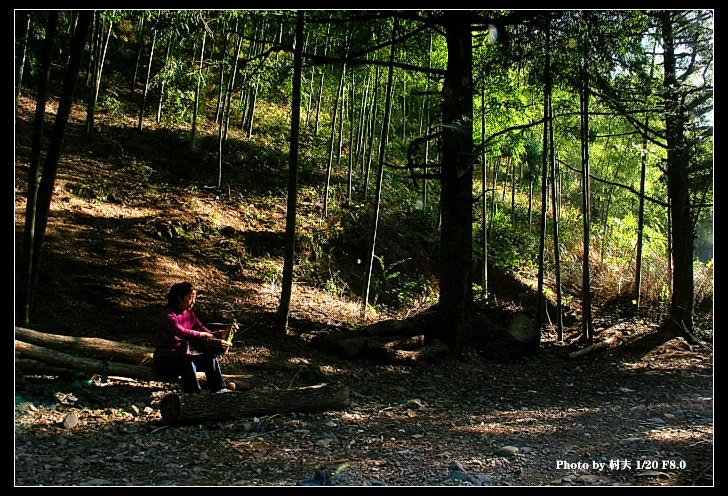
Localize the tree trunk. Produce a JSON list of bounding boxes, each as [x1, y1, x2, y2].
[[549, 90, 564, 340], [137, 29, 156, 130], [312, 24, 331, 137], [347, 67, 356, 202], [15, 11, 31, 109], [362, 67, 381, 199], [86, 12, 111, 137], [362, 21, 397, 313], [217, 29, 243, 189], [580, 32, 594, 342], [324, 62, 347, 218], [634, 119, 649, 309], [130, 16, 145, 99], [437, 11, 474, 355], [634, 40, 656, 310], [18, 10, 58, 326], [156, 34, 173, 124], [535, 16, 551, 332], [480, 94, 488, 295], [27, 11, 92, 309], [190, 29, 206, 152], [277, 10, 304, 331], [159, 382, 350, 424], [660, 11, 695, 336]]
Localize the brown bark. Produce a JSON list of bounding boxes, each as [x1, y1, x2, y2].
[[437, 11, 474, 355], [15, 326, 154, 365], [661, 11, 695, 336], [159, 382, 350, 424], [16, 340, 161, 380]]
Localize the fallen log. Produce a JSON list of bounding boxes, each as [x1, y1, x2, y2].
[[381, 339, 449, 363], [14, 340, 251, 390], [15, 327, 154, 365], [15, 358, 86, 380], [327, 334, 447, 362], [568, 335, 619, 359], [159, 382, 350, 424]]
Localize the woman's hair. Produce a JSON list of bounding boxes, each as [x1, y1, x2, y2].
[[167, 281, 194, 308]]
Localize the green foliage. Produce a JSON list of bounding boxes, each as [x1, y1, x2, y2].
[[16, 9, 712, 323]]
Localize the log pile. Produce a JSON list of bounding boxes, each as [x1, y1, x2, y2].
[[16, 328, 352, 424], [14, 327, 251, 389], [314, 313, 449, 363]]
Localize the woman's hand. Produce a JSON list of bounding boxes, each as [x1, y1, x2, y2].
[[199, 332, 215, 339]]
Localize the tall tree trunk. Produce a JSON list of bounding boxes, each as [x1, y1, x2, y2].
[[18, 11, 58, 326], [15, 11, 31, 110], [480, 85, 488, 295], [347, 67, 356, 202], [660, 11, 694, 336], [214, 31, 230, 125], [245, 82, 258, 136], [511, 159, 518, 228], [277, 11, 305, 331], [130, 16, 145, 99], [362, 20, 397, 314], [355, 71, 371, 179], [137, 29, 156, 130], [634, 118, 649, 309], [324, 62, 347, 217], [217, 29, 243, 189], [535, 17, 551, 332], [156, 34, 173, 124], [633, 43, 657, 310], [26, 11, 92, 310], [86, 13, 112, 138], [305, 31, 317, 125], [312, 22, 331, 137], [580, 28, 594, 342], [437, 11, 474, 355], [190, 29, 206, 152], [422, 32, 434, 212], [549, 91, 564, 341], [362, 67, 381, 199]]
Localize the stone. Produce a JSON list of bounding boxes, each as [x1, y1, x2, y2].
[[62, 413, 79, 429], [493, 445, 520, 457]]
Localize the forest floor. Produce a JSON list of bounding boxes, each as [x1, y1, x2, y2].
[[13, 95, 714, 486]]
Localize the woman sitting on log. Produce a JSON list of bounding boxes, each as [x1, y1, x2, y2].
[[153, 282, 229, 393]]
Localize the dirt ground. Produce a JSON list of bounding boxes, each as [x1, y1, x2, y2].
[[13, 325, 714, 487], [14, 95, 714, 486]]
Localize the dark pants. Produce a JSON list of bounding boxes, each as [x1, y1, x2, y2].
[[153, 353, 226, 393]]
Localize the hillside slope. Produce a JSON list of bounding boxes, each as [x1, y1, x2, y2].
[[14, 92, 714, 487]]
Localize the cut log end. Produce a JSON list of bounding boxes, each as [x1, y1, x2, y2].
[[159, 392, 182, 421]]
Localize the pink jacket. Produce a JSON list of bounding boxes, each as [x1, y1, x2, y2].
[[154, 307, 222, 357]]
